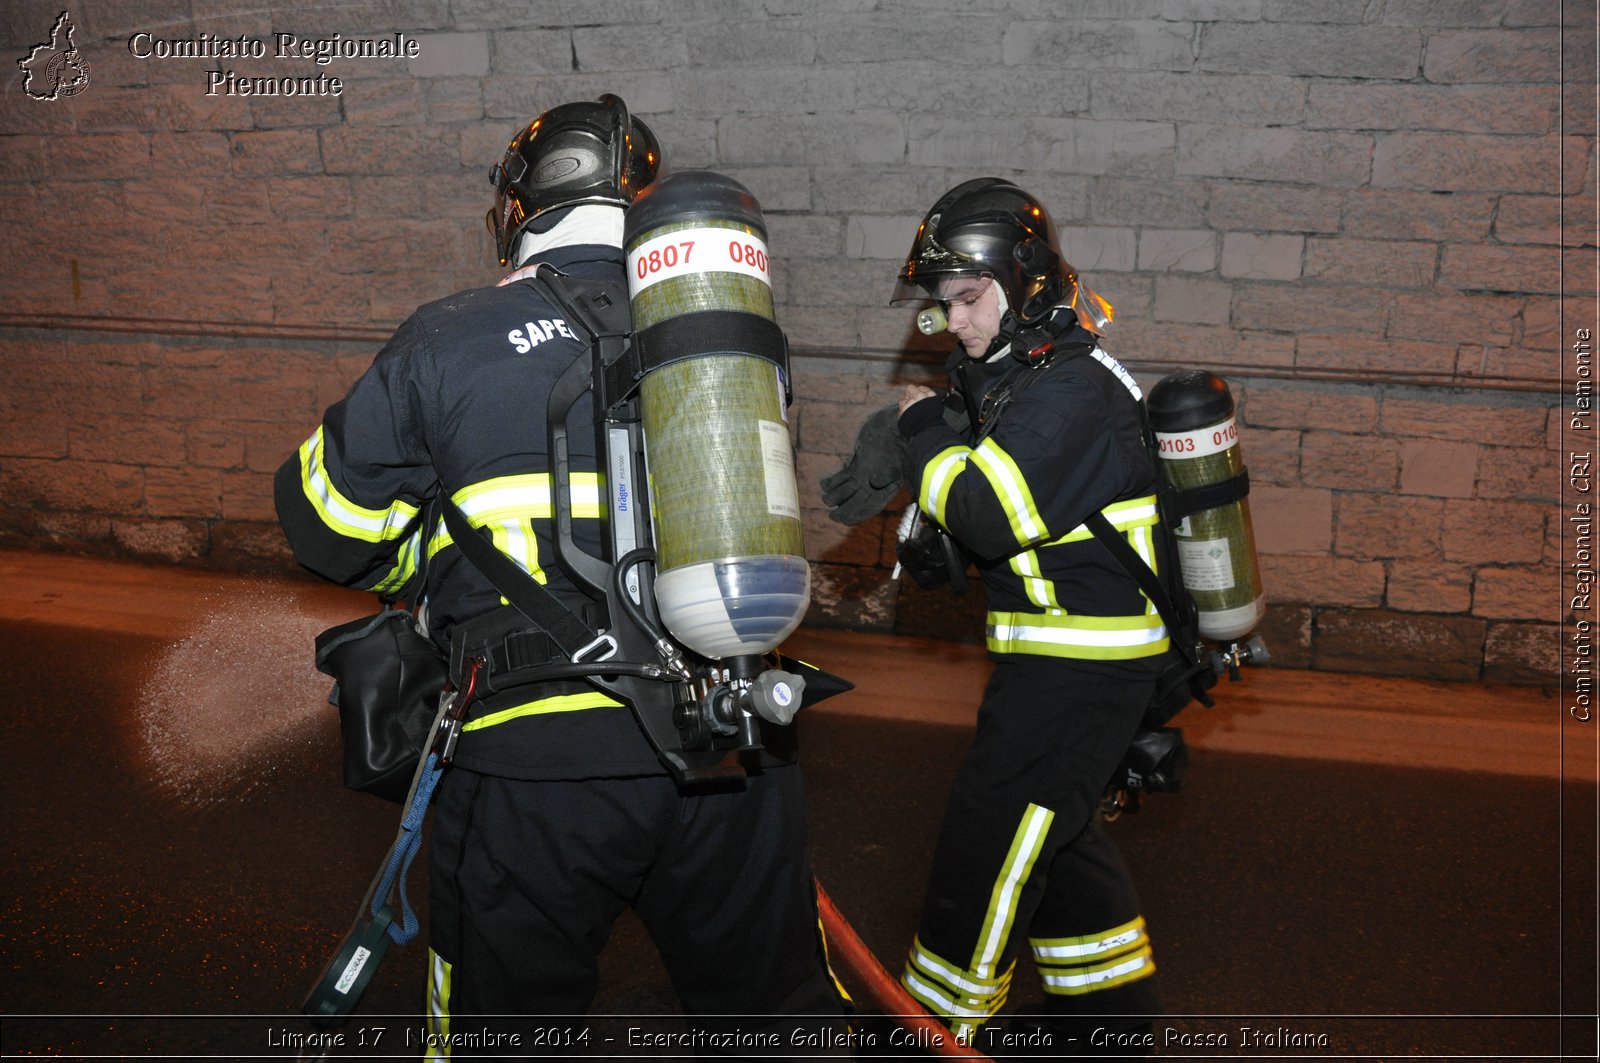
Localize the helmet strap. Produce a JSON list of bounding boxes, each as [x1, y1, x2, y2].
[[1006, 306, 1086, 369]]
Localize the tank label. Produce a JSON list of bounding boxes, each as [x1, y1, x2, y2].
[[759, 420, 801, 519], [609, 426, 643, 604], [628, 226, 772, 294], [1155, 415, 1238, 459], [1176, 537, 1237, 591]]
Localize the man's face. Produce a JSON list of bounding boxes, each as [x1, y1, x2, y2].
[[942, 276, 1002, 359]]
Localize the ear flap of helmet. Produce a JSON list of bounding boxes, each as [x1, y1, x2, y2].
[[1012, 236, 1063, 324], [599, 92, 632, 201]]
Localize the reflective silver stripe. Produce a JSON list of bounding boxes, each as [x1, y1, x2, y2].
[[901, 934, 1013, 1040], [906, 937, 1010, 997], [901, 968, 993, 1020], [1032, 917, 1148, 960], [919, 446, 969, 523], [969, 438, 1044, 545], [426, 948, 452, 1060], [371, 527, 425, 595], [971, 804, 1053, 980], [1037, 947, 1154, 992], [988, 614, 1167, 649], [1051, 496, 1159, 543], [1089, 347, 1143, 401], [299, 427, 419, 543], [442, 473, 604, 583], [1009, 548, 1056, 609]]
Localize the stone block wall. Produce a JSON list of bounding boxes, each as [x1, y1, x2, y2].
[[795, 358, 1565, 687], [1, 1, 1592, 687]]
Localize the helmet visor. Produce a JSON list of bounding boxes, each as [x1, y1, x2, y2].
[[890, 270, 994, 307]]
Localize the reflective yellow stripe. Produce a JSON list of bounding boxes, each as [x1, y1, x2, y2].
[[971, 804, 1053, 980], [1008, 548, 1057, 609], [451, 472, 602, 523], [1034, 945, 1156, 996], [1127, 522, 1160, 619], [1031, 919, 1158, 999], [461, 691, 624, 731], [991, 493, 1169, 652], [297, 427, 419, 543], [969, 437, 1045, 546], [919, 439, 1050, 549], [431, 473, 604, 588], [899, 807, 1056, 1035], [426, 949, 452, 1059], [987, 610, 1169, 660], [918, 446, 969, 525], [370, 527, 425, 596], [1046, 494, 1160, 544], [1032, 916, 1150, 961], [817, 910, 854, 1008], [901, 936, 1014, 1040]]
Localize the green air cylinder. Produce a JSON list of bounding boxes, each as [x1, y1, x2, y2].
[[623, 171, 809, 660], [1147, 370, 1266, 641]]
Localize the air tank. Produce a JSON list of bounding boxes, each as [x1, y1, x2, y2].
[[1147, 370, 1266, 641], [623, 171, 809, 659]]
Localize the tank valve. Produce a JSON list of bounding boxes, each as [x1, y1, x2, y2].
[[748, 669, 807, 726]]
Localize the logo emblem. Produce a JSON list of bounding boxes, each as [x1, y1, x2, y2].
[[533, 155, 582, 184], [18, 11, 91, 101]]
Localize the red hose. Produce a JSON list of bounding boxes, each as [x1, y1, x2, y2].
[[814, 880, 996, 1061]]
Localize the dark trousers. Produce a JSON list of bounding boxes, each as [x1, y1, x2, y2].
[[902, 657, 1163, 1039], [426, 763, 845, 1054]]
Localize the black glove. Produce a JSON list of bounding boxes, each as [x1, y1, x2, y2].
[[819, 404, 906, 525], [896, 522, 969, 594]]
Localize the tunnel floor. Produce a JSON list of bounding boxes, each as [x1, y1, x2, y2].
[[0, 553, 1594, 1060]]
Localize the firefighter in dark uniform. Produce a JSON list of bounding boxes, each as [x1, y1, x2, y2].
[[275, 96, 844, 1053], [826, 178, 1165, 1051]]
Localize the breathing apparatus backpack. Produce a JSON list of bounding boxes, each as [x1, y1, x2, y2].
[[447, 169, 852, 786], [1096, 368, 1269, 816]]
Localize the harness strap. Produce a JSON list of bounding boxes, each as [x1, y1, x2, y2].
[[625, 310, 790, 402], [1169, 469, 1250, 520], [492, 627, 567, 674], [1084, 511, 1215, 708], [1084, 511, 1190, 663], [440, 495, 603, 662]]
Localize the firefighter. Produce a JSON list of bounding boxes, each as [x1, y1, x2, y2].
[[276, 96, 844, 1053], [826, 178, 1166, 1052]]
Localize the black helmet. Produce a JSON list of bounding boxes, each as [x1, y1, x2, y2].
[[891, 177, 1111, 332], [487, 94, 663, 266]]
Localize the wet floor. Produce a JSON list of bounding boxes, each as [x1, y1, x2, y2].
[[0, 608, 1595, 1060]]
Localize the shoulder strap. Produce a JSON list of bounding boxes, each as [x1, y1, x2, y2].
[[1084, 509, 1198, 670], [439, 496, 608, 662]]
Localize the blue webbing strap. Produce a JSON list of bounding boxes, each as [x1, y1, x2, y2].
[[370, 751, 445, 946], [352, 683, 458, 949]]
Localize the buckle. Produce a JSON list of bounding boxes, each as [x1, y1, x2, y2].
[[572, 632, 618, 664]]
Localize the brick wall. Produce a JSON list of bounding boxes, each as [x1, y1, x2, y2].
[[1, 1, 1591, 686]]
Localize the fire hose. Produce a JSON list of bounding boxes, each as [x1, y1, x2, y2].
[[814, 880, 996, 1062]]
